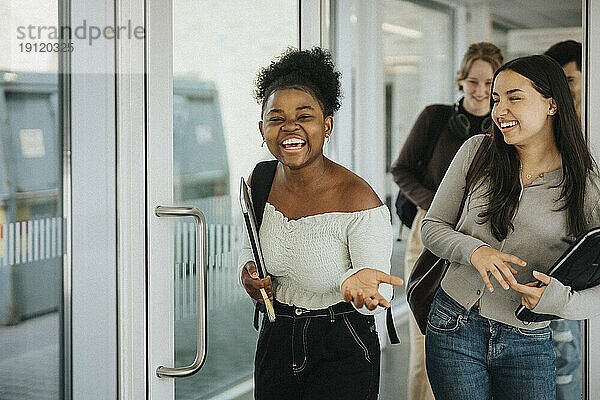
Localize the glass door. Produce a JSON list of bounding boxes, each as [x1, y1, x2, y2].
[[0, 74, 64, 400], [0, 1, 65, 398], [147, 1, 299, 398]]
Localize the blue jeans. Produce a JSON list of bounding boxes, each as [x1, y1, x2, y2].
[[425, 288, 556, 400], [551, 319, 582, 399]]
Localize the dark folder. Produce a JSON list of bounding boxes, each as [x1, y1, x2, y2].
[[240, 177, 268, 279], [239, 177, 275, 322], [516, 226, 600, 323]]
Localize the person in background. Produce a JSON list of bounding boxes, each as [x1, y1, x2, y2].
[[546, 39, 584, 400], [390, 42, 503, 400], [546, 40, 582, 121], [422, 54, 600, 400], [239, 47, 404, 400]]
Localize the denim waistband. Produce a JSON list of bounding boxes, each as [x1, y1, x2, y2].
[[437, 287, 477, 317], [273, 299, 358, 320]]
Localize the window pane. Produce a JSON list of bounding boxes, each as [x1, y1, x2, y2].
[[0, 1, 63, 399]]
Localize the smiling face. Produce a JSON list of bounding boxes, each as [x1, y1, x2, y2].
[[491, 70, 556, 147], [459, 59, 494, 117], [259, 87, 332, 170]]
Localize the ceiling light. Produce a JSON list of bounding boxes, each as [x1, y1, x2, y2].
[[381, 22, 422, 39]]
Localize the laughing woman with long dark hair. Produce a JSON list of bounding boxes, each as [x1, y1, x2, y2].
[[421, 55, 600, 399]]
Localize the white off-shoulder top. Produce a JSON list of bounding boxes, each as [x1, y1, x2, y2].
[[238, 202, 394, 315]]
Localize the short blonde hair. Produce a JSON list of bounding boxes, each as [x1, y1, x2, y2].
[[457, 42, 504, 91]]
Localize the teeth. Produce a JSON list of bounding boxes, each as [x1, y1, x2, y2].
[[500, 121, 518, 128], [282, 138, 306, 147]]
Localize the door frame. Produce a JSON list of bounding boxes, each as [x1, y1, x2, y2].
[[115, 0, 147, 398], [115, 0, 174, 396], [144, 0, 174, 396], [69, 0, 118, 399], [584, 0, 600, 396]]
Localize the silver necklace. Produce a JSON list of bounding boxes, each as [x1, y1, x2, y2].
[[522, 151, 561, 182]]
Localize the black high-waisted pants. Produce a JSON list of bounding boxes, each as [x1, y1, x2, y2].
[[254, 300, 380, 400]]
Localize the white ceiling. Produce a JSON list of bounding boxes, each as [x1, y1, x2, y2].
[[466, 0, 582, 29]]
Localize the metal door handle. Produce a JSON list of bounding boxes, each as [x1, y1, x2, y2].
[[154, 205, 207, 378]]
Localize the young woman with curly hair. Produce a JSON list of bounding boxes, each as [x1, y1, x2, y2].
[[237, 47, 403, 400]]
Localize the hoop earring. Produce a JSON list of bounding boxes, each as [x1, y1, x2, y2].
[[326, 135, 330, 144]]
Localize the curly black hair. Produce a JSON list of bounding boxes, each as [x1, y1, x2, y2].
[[254, 47, 342, 117]]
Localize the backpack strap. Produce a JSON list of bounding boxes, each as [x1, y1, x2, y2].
[[250, 160, 278, 229], [465, 135, 490, 197], [386, 306, 400, 344], [387, 135, 490, 344], [454, 135, 489, 228], [386, 108, 452, 344], [249, 160, 278, 330]]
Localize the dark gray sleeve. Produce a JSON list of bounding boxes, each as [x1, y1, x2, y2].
[[420, 135, 489, 267]]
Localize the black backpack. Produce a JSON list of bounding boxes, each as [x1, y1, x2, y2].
[[250, 160, 400, 344], [396, 106, 452, 228]]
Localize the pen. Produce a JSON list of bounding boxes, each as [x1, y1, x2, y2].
[[260, 288, 276, 322]]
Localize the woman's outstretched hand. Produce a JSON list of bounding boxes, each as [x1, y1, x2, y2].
[[470, 245, 526, 293], [241, 261, 273, 303], [342, 268, 404, 310]]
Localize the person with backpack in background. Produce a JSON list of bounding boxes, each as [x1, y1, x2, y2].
[[391, 42, 503, 400], [545, 39, 584, 400]]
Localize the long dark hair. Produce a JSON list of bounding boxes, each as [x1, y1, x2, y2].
[[471, 55, 595, 240]]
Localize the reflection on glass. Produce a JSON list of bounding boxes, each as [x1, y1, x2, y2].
[[0, 1, 62, 399], [381, 0, 453, 170], [172, 1, 298, 398]]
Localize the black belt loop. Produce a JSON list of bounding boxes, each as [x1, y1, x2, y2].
[[328, 306, 335, 323]]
